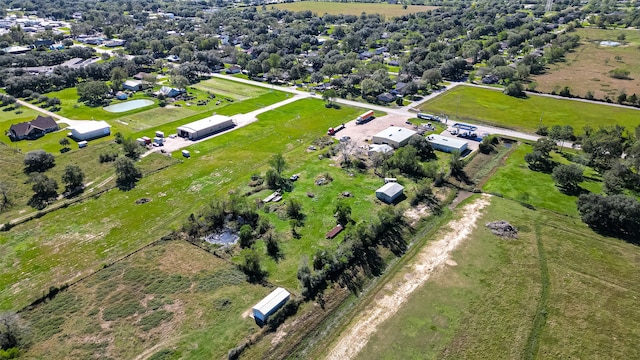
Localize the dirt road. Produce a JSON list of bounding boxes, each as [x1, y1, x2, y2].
[[324, 194, 492, 360]]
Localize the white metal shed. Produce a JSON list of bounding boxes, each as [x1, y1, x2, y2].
[[252, 287, 290, 324]]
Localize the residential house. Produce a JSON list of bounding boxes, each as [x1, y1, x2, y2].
[[226, 65, 242, 74], [8, 115, 59, 141], [377, 92, 396, 103], [157, 86, 184, 98]]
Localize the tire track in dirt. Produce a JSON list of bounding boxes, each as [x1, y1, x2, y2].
[[325, 194, 491, 360]]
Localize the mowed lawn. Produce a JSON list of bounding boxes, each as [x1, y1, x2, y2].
[[21, 241, 270, 360], [483, 143, 602, 216], [534, 28, 640, 99], [192, 77, 269, 100], [268, 1, 437, 17], [420, 85, 640, 134], [0, 98, 372, 310], [355, 196, 640, 359]]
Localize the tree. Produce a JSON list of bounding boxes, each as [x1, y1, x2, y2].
[[238, 249, 266, 283], [504, 81, 525, 97], [170, 74, 189, 89], [533, 137, 556, 156], [603, 170, 625, 195], [449, 150, 465, 177], [61, 165, 85, 193], [238, 224, 254, 248], [0, 312, 28, 351], [286, 198, 303, 221], [0, 181, 12, 213], [407, 135, 435, 160], [77, 81, 109, 106], [269, 153, 287, 175], [524, 150, 548, 170], [23, 150, 55, 173], [322, 89, 337, 106], [29, 173, 58, 209], [552, 164, 584, 193], [122, 137, 142, 160], [110, 67, 127, 91], [264, 231, 283, 260], [114, 156, 142, 191], [577, 193, 640, 242], [360, 78, 384, 97], [422, 68, 442, 88], [58, 138, 70, 152], [334, 202, 352, 226]]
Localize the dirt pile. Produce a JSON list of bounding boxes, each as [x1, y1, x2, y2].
[[486, 220, 518, 239]]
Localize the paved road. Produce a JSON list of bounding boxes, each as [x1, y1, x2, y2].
[[15, 99, 93, 127], [210, 74, 543, 141]]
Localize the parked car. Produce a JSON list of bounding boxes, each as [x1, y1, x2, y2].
[[290, 174, 300, 181]]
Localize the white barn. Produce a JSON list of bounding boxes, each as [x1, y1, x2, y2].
[[426, 134, 468, 153], [177, 115, 235, 140], [376, 182, 404, 204], [252, 287, 290, 325], [372, 127, 417, 148], [68, 120, 111, 140]]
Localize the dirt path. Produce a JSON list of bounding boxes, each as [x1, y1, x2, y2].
[[324, 194, 491, 360]]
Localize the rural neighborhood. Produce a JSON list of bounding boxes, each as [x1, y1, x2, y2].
[[0, 0, 639, 360]]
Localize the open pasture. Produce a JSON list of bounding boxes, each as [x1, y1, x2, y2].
[[420, 85, 640, 134], [20, 240, 269, 360], [0, 98, 375, 310], [267, 1, 437, 17], [354, 195, 640, 359], [534, 28, 640, 99]]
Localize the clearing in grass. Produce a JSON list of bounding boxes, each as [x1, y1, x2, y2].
[[534, 28, 640, 100], [420, 85, 640, 134], [192, 77, 269, 100]]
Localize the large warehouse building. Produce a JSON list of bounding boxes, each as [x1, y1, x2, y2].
[[68, 120, 111, 141], [426, 134, 468, 153], [372, 127, 417, 148], [177, 115, 235, 140], [252, 287, 290, 325]]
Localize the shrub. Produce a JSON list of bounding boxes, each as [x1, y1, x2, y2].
[[139, 310, 173, 331], [609, 68, 630, 79], [102, 301, 144, 321]]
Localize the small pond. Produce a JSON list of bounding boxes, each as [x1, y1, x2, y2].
[[103, 99, 154, 113], [599, 41, 620, 47], [204, 229, 239, 245]]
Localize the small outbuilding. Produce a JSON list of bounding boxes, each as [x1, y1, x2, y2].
[[372, 127, 417, 149], [177, 115, 235, 140], [376, 182, 404, 204], [68, 120, 111, 141], [252, 287, 290, 325], [326, 224, 344, 239], [426, 134, 468, 153], [368, 144, 394, 156]]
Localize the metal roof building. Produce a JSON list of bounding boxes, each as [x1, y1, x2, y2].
[[426, 134, 468, 153], [376, 182, 404, 204], [372, 127, 417, 148], [177, 115, 234, 140], [252, 287, 290, 325], [68, 120, 111, 141]]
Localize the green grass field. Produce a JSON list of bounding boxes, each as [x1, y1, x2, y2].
[[483, 144, 602, 216], [267, 1, 437, 17], [354, 195, 640, 359], [20, 240, 269, 360], [0, 98, 394, 311], [193, 77, 269, 100], [420, 85, 640, 134]]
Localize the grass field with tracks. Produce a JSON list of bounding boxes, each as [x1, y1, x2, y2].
[[266, 1, 437, 17], [355, 195, 640, 359], [420, 85, 640, 134]]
